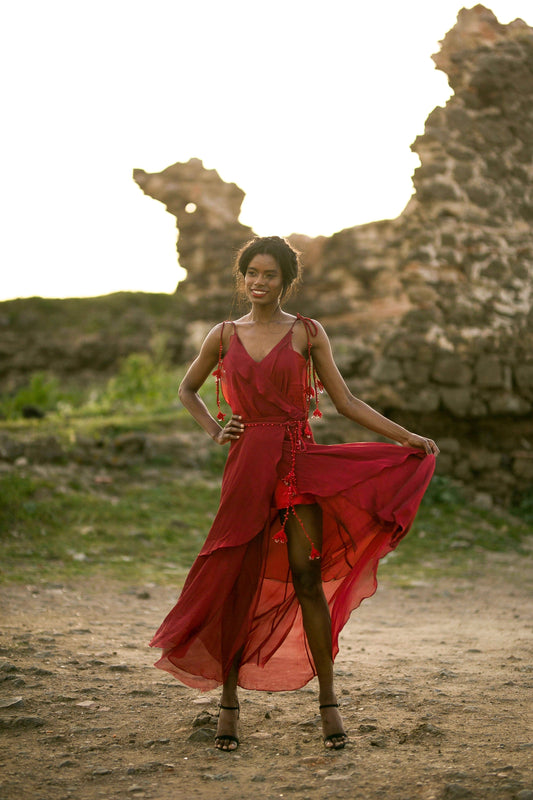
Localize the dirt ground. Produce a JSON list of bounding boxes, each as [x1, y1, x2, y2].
[[1, 550, 532, 800]]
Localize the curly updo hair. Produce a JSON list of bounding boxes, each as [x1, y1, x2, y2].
[[234, 236, 302, 300]]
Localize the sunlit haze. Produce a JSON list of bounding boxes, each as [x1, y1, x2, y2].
[[1, 1, 531, 300]]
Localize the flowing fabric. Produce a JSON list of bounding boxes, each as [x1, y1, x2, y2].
[[150, 316, 436, 691]]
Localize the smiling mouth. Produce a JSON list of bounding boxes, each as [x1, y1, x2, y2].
[[251, 289, 267, 296]]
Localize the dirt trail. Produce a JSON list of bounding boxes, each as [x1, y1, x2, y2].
[[1, 551, 532, 800]]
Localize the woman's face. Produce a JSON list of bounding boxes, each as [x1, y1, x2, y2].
[[244, 254, 284, 304]]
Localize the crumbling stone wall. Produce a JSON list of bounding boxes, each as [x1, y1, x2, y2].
[[133, 6, 533, 504]]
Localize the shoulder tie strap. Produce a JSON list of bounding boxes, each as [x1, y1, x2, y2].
[[296, 314, 323, 419], [212, 322, 227, 421]]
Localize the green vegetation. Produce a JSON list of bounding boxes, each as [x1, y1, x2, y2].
[[0, 355, 530, 587], [0, 348, 230, 422], [0, 468, 221, 584], [381, 475, 530, 584]]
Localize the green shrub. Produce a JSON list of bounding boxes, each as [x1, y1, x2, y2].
[[0, 373, 61, 419]]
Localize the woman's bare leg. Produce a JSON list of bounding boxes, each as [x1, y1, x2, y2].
[[215, 651, 241, 751], [285, 504, 347, 748]]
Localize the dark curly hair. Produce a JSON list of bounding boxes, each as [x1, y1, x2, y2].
[[234, 236, 302, 300]]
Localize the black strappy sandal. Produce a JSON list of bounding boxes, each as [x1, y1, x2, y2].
[[320, 703, 348, 750], [215, 704, 240, 751]]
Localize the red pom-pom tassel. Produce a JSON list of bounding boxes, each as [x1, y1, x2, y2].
[[312, 409, 323, 418], [217, 411, 226, 421], [273, 529, 288, 544], [309, 546, 321, 560]]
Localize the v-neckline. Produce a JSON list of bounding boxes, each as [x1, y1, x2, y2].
[[232, 326, 293, 365]]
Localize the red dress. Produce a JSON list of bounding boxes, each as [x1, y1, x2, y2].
[[150, 316, 436, 691]]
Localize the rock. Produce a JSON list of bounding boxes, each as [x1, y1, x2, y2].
[[403, 388, 440, 413], [400, 722, 445, 744], [512, 453, 533, 480], [25, 435, 64, 463], [440, 387, 472, 417], [489, 393, 531, 415], [192, 710, 217, 728], [433, 356, 472, 386], [469, 449, 501, 472], [515, 364, 533, 390], [475, 355, 504, 388], [8, 716, 45, 729], [0, 662, 18, 673], [442, 784, 475, 799], [187, 726, 215, 743], [370, 358, 403, 383], [0, 696, 24, 708], [472, 492, 493, 510], [0, 435, 24, 461]]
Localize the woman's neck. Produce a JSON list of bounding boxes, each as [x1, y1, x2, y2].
[[247, 303, 284, 324]]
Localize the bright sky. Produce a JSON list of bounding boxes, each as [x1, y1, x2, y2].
[[1, 1, 531, 300]]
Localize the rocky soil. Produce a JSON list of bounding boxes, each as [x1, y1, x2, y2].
[[1, 549, 532, 800]]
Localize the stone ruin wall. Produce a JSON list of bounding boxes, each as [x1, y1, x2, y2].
[[134, 6, 533, 506]]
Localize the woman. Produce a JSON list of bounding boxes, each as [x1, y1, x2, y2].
[[150, 235, 438, 751]]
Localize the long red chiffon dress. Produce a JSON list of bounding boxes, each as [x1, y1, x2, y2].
[[150, 315, 436, 691]]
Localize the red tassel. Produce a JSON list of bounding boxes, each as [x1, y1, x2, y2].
[[312, 409, 323, 418], [212, 368, 222, 378], [309, 546, 321, 560], [273, 529, 288, 544], [305, 387, 315, 399], [217, 411, 226, 421], [316, 380, 324, 393]]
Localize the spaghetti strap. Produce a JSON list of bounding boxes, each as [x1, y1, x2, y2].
[[295, 314, 323, 419], [212, 321, 231, 421], [295, 313, 319, 339]]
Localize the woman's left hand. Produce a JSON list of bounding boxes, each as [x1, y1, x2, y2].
[[402, 433, 440, 455]]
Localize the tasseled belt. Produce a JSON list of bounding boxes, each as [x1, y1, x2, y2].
[[243, 418, 321, 561]]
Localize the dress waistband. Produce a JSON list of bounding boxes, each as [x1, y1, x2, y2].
[[243, 417, 306, 428]]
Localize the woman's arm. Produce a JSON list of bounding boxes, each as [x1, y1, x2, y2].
[[309, 321, 439, 455], [178, 324, 244, 445]]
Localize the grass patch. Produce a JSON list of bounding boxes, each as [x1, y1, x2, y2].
[[380, 476, 530, 584], [0, 469, 221, 585]]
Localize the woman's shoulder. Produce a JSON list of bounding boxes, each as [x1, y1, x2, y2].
[[294, 314, 328, 339], [200, 321, 236, 353]]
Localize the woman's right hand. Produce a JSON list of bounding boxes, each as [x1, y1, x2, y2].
[[213, 415, 245, 445]]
